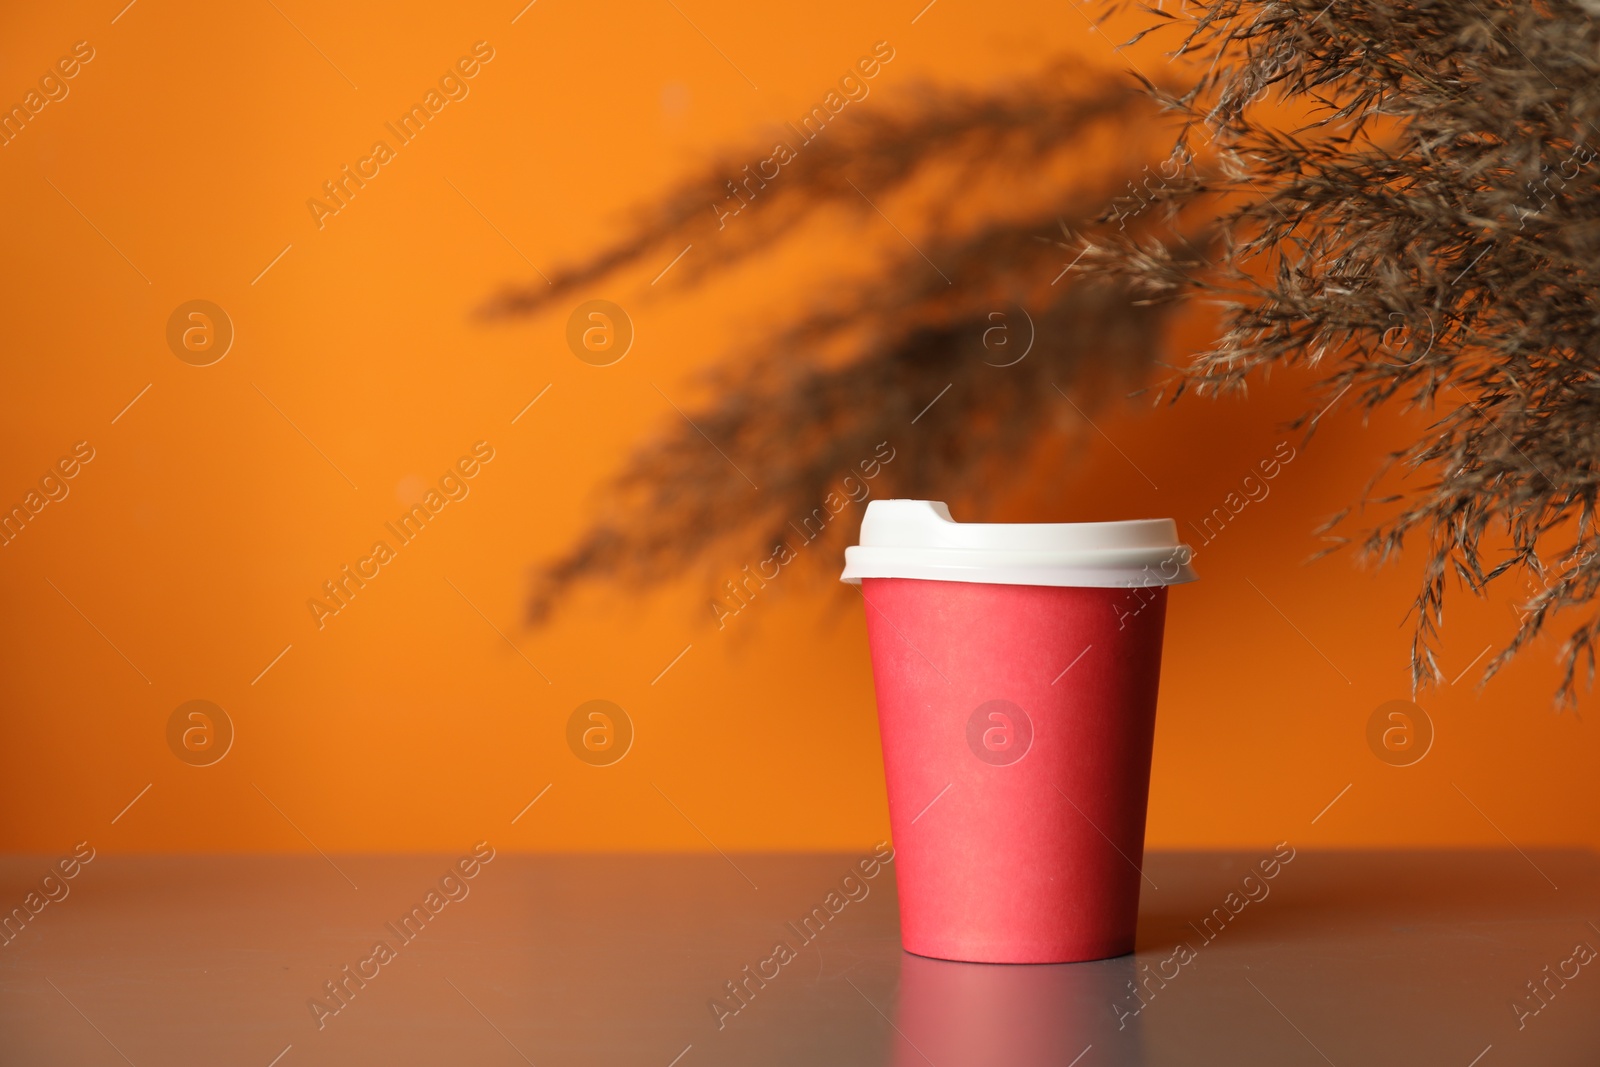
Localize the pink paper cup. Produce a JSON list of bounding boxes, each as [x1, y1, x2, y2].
[[842, 501, 1195, 964]]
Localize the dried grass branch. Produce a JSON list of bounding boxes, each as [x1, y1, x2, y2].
[[1083, 0, 1600, 702]]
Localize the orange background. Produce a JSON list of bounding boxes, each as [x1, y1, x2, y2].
[[1, 0, 1593, 856]]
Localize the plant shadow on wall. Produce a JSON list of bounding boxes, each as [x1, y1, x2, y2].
[[487, 1, 1600, 707]]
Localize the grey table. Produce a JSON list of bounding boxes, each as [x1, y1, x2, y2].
[[1, 850, 1596, 1065]]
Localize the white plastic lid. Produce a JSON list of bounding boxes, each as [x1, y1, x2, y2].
[[840, 500, 1198, 588]]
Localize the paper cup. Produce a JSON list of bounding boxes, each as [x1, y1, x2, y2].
[[843, 501, 1195, 963]]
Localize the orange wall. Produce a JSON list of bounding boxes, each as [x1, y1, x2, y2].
[[1, 0, 1594, 855]]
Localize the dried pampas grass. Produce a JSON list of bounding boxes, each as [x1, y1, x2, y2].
[[492, 0, 1600, 704]]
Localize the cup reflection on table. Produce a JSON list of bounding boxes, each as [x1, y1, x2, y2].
[[891, 951, 1146, 1067]]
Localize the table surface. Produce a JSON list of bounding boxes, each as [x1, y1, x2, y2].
[[1, 849, 1597, 1066]]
